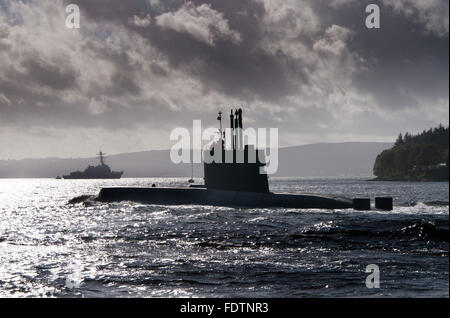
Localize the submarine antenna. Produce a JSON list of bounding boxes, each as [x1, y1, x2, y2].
[[237, 108, 243, 150], [234, 109, 239, 149], [217, 111, 223, 149], [230, 110, 235, 150]]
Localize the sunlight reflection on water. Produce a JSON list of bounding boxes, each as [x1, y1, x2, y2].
[[0, 178, 448, 297]]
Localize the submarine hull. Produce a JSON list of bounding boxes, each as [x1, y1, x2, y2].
[[97, 187, 353, 209]]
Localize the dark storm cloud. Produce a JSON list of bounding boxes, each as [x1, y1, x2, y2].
[[66, 0, 448, 110], [63, 0, 179, 24], [70, 0, 302, 102], [0, 0, 448, 159], [313, 0, 449, 110], [147, 28, 300, 102], [24, 58, 78, 90]]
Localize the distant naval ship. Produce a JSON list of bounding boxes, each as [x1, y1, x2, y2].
[[61, 151, 123, 179]]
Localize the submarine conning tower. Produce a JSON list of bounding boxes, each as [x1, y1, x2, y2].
[[203, 109, 269, 193]]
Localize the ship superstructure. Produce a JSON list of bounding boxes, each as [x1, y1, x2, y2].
[[62, 151, 123, 179]]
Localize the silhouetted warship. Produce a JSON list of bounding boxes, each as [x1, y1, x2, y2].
[[62, 151, 123, 179], [91, 109, 393, 210]]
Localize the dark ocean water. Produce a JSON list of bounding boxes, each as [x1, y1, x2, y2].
[[0, 178, 448, 297]]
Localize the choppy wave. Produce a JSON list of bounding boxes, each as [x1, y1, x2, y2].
[[0, 178, 448, 297], [300, 219, 449, 242]]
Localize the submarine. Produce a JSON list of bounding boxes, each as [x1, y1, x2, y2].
[[94, 109, 367, 210]]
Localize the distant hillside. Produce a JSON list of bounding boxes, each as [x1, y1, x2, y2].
[[0, 142, 392, 178], [373, 125, 449, 181], [275, 142, 392, 177]]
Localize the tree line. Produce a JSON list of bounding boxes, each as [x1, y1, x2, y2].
[[373, 125, 449, 181]]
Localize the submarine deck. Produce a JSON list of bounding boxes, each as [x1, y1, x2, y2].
[[97, 187, 353, 209]]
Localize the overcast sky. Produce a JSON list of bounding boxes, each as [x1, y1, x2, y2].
[[0, 0, 448, 159]]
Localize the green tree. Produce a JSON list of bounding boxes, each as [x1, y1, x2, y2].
[[394, 133, 404, 146]]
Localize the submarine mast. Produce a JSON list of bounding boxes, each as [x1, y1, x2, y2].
[[229, 110, 235, 150], [217, 111, 223, 148], [203, 108, 269, 193]]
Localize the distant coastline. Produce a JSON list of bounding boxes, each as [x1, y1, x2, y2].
[[370, 175, 448, 182], [0, 142, 392, 179]]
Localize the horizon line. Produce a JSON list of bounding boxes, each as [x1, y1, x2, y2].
[[0, 141, 394, 161]]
